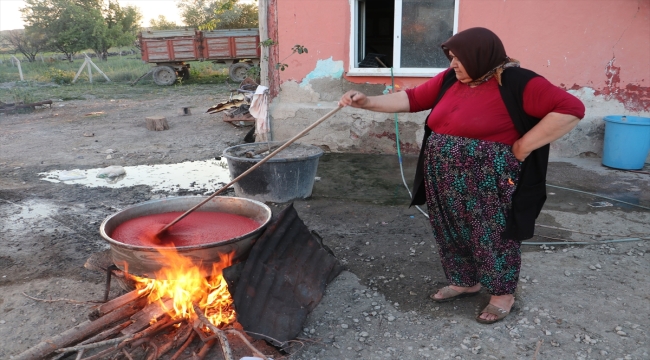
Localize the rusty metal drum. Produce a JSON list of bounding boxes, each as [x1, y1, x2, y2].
[[99, 196, 272, 278]]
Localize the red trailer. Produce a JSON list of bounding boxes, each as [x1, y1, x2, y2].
[[138, 28, 260, 85]]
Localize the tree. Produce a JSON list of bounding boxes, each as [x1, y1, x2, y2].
[[51, 3, 105, 61], [178, 0, 258, 30], [21, 0, 105, 61], [208, 1, 258, 29], [2, 29, 49, 62], [177, 0, 214, 29], [20, 0, 142, 62], [89, 1, 143, 60], [149, 15, 178, 30]]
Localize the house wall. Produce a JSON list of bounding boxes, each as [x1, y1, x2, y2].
[[269, 0, 650, 161]]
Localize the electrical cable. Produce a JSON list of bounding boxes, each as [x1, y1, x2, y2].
[[546, 184, 650, 211], [522, 237, 649, 246]]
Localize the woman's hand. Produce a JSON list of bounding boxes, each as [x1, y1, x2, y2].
[[339, 90, 368, 108], [338, 90, 410, 113], [512, 112, 581, 162], [511, 139, 530, 162]]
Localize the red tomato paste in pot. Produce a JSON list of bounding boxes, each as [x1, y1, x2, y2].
[[111, 212, 260, 247]]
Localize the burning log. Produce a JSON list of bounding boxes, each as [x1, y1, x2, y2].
[[195, 339, 217, 360], [49, 321, 134, 360], [17, 234, 291, 360], [192, 302, 234, 360], [68, 316, 183, 360], [13, 295, 146, 360], [224, 329, 269, 359], [88, 289, 147, 320], [170, 330, 197, 360], [145, 322, 193, 360], [126, 315, 183, 348], [121, 298, 173, 335]]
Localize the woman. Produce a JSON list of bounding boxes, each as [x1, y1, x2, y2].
[[338, 27, 585, 324]]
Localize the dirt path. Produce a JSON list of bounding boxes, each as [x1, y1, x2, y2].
[[1, 89, 649, 359]]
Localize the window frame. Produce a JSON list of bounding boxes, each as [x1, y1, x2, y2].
[[347, 0, 459, 77]]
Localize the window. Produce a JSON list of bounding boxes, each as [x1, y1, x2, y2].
[[348, 0, 458, 77]]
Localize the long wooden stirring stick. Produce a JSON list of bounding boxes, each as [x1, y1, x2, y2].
[[154, 105, 343, 237]]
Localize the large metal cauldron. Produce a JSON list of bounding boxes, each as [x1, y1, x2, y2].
[[100, 196, 272, 278]]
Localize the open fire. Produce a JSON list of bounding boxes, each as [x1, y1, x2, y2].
[[132, 249, 236, 328], [15, 204, 339, 360]]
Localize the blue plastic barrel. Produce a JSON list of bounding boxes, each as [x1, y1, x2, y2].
[[602, 115, 650, 170]]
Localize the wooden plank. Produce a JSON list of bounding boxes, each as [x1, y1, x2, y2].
[[202, 29, 258, 38], [235, 37, 260, 57], [171, 39, 194, 45], [173, 53, 196, 60], [206, 38, 231, 58], [147, 42, 168, 49], [173, 46, 195, 52], [149, 54, 172, 61], [140, 29, 196, 38]]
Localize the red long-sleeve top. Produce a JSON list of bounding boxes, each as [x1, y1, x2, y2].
[[405, 68, 585, 145]]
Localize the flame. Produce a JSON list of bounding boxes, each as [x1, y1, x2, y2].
[[133, 249, 236, 327]]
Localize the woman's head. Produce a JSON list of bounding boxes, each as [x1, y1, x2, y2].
[[441, 27, 508, 82]]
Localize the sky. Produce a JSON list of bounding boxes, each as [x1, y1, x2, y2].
[[0, 0, 185, 31]]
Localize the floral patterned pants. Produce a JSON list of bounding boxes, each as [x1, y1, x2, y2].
[[424, 132, 522, 295]]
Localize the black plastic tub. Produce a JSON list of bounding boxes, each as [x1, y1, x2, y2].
[[222, 142, 324, 203]]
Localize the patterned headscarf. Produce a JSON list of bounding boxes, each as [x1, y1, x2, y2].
[[441, 27, 519, 86]]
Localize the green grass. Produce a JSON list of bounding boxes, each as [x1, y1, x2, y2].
[[0, 53, 233, 104]]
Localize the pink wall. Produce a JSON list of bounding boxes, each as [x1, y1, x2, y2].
[[275, 0, 650, 111], [458, 0, 650, 111], [275, 0, 350, 83]]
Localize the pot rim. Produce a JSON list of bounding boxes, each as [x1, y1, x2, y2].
[[222, 141, 324, 163], [99, 195, 272, 252]]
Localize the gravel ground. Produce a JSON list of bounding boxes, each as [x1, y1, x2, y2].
[[1, 89, 649, 360]]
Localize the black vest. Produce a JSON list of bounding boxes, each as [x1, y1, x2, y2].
[[410, 67, 548, 241]]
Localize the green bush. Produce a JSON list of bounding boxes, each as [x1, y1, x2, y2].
[[45, 68, 75, 85]]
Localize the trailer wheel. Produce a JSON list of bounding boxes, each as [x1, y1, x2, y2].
[[229, 62, 252, 82], [153, 66, 177, 86]]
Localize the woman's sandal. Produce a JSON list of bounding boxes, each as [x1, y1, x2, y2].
[[429, 286, 480, 303], [476, 304, 511, 324]]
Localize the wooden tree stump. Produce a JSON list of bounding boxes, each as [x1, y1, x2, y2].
[[145, 116, 169, 131]]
